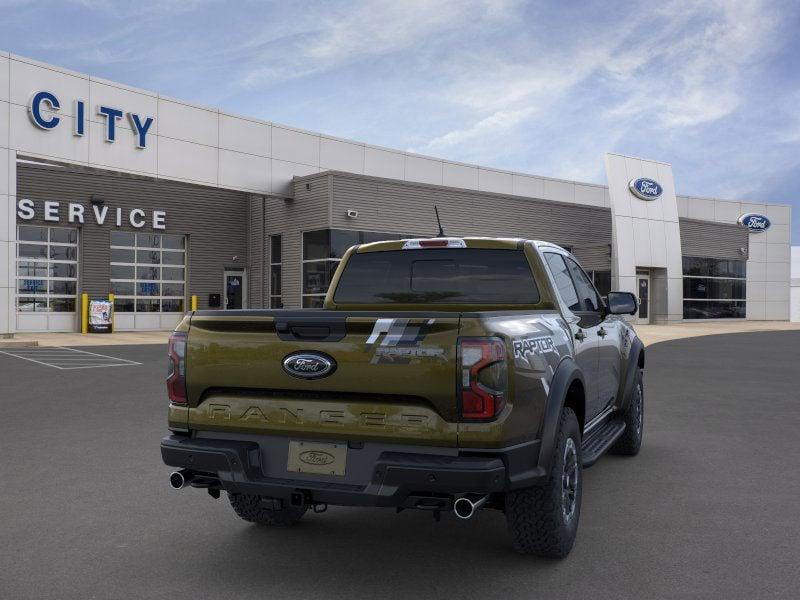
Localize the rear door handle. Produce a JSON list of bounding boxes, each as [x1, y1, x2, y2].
[[575, 330, 587, 341]]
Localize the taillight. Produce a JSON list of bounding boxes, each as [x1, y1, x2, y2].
[[458, 337, 507, 420], [167, 331, 187, 405]]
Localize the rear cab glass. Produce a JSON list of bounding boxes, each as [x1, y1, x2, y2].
[[333, 248, 540, 305]]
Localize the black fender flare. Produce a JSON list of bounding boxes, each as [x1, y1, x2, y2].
[[538, 357, 585, 474], [617, 337, 645, 413]]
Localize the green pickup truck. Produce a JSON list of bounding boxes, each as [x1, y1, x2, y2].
[[161, 237, 644, 557]]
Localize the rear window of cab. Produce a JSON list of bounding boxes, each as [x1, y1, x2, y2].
[[333, 248, 540, 305]]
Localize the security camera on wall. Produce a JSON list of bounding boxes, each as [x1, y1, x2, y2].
[[346, 209, 358, 219]]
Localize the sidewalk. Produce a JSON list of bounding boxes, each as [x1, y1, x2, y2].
[[634, 321, 800, 346], [1, 331, 170, 347], [1, 321, 798, 349]]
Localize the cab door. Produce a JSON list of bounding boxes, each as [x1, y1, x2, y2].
[[562, 258, 621, 412], [543, 252, 601, 420]]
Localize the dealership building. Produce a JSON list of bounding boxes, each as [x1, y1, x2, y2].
[[0, 52, 793, 334]]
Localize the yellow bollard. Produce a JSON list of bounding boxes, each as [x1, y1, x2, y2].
[[191, 295, 198, 312], [81, 293, 89, 334], [108, 293, 115, 333]]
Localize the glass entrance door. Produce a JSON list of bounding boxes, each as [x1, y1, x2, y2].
[[224, 270, 245, 310], [637, 274, 650, 325]]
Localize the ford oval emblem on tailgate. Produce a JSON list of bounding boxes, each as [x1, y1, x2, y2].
[[282, 352, 336, 379]]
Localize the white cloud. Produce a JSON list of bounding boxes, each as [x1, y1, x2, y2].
[[410, 0, 784, 182], [238, 0, 520, 87]]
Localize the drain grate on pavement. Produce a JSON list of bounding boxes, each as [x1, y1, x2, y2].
[[0, 346, 142, 370]]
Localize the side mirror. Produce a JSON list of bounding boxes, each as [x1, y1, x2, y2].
[[606, 291, 638, 315]]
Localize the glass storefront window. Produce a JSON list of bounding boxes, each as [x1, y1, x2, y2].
[[270, 235, 282, 264], [18, 225, 48, 242], [110, 231, 135, 246], [162, 299, 184, 312], [682, 257, 746, 278], [302, 295, 325, 308], [682, 256, 746, 319], [301, 229, 412, 307], [19, 244, 48, 259], [50, 298, 76, 312], [302, 229, 330, 261], [111, 248, 135, 263], [683, 300, 746, 319], [15, 225, 78, 313], [50, 228, 78, 244], [303, 261, 334, 295], [49, 280, 76, 295], [590, 270, 611, 298], [162, 235, 185, 250], [17, 297, 48, 312], [110, 232, 186, 313], [269, 235, 283, 309], [113, 297, 135, 313], [110, 282, 135, 296]]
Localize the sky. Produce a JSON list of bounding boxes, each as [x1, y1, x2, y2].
[[2, 0, 799, 242]]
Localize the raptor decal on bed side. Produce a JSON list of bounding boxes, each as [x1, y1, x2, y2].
[[513, 336, 557, 358]]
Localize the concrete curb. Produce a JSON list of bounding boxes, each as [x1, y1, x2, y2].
[[0, 340, 39, 348]]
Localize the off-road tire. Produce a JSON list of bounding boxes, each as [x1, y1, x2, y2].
[[610, 369, 644, 456], [228, 493, 307, 526], [505, 407, 582, 558]]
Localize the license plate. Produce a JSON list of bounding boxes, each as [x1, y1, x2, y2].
[[287, 441, 347, 477]]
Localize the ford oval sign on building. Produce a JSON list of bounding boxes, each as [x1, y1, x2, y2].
[[628, 178, 663, 201], [282, 352, 336, 379], [737, 213, 771, 233]]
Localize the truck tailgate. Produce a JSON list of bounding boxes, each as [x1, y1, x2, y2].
[[185, 312, 460, 446]]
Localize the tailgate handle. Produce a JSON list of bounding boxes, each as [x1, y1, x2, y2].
[[275, 319, 347, 342]]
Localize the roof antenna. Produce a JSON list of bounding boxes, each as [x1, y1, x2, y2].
[[434, 205, 446, 237]]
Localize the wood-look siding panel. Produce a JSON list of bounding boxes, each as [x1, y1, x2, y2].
[[262, 174, 331, 308], [17, 163, 249, 310], [327, 172, 612, 249], [571, 244, 612, 271], [679, 218, 749, 260], [247, 195, 265, 308]]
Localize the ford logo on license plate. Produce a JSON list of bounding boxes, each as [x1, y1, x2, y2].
[[282, 352, 336, 379]]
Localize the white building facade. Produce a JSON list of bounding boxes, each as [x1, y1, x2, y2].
[[791, 247, 800, 322], [0, 52, 793, 334]]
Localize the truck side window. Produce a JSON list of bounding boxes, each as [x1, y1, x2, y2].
[[544, 253, 580, 311], [565, 257, 601, 313]]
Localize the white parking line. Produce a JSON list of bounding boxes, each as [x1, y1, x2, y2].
[[0, 347, 142, 370], [55, 346, 141, 363]]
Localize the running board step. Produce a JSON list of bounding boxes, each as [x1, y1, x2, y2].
[[581, 418, 625, 468]]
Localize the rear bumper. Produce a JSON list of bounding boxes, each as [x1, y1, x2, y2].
[[161, 434, 544, 508]]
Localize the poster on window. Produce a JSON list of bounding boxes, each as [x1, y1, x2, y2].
[[89, 299, 113, 333]]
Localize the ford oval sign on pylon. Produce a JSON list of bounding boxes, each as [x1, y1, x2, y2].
[[737, 213, 771, 233], [628, 178, 663, 201]]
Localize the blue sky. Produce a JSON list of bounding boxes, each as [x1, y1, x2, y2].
[[2, 0, 799, 242]]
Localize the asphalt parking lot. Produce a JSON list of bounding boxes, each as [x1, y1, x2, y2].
[[1, 331, 798, 600]]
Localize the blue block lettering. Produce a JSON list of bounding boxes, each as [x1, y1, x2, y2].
[[97, 105, 124, 142], [29, 91, 61, 130], [74, 100, 85, 136], [128, 113, 154, 149]]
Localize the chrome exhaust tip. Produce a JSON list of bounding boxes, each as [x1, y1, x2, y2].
[[453, 494, 488, 520], [169, 470, 189, 490]]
